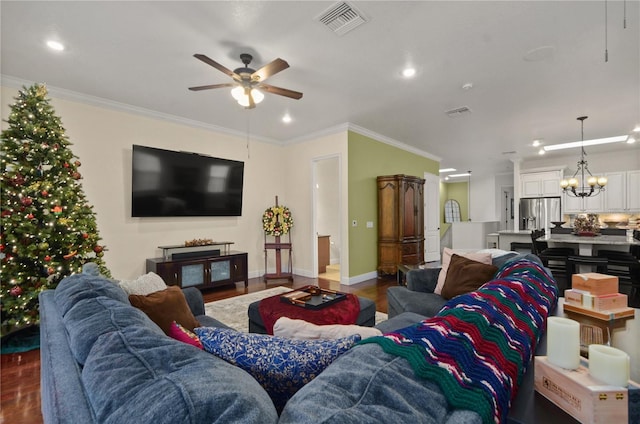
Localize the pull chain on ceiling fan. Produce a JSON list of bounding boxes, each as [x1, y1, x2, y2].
[[189, 53, 303, 109]]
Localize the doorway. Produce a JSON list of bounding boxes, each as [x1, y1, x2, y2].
[[500, 186, 514, 231], [313, 155, 341, 282]]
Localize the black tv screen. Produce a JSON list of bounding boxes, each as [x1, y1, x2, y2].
[[131, 145, 244, 217]]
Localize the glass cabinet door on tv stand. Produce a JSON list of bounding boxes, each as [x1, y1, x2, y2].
[[146, 251, 248, 289]]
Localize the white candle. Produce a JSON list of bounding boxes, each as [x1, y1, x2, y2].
[[588, 344, 630, 387], [546, 317, 581, 370]]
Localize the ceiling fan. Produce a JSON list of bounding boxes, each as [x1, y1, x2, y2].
[[189, 53, 303, 109]]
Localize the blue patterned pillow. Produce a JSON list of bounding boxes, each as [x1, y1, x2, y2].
[[194, 327, 360, 411]]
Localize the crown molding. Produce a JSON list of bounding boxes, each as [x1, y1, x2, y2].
[[346, 123, 441, 162], [2, 75, 440, 161], [1, 75, 278, 145]]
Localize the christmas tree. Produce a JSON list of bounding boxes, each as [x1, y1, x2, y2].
[[1, 84, 110, 336]]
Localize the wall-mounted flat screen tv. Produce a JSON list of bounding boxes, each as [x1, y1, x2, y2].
[[131, 145, 244, 217]]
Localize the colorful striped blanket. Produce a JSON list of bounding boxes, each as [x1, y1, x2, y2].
[[361, 259, 558, 424]]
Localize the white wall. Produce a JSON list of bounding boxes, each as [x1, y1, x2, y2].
[[282, 133, 348, 278], [1, 86, 286, 280], [469, 173, 499, 222]]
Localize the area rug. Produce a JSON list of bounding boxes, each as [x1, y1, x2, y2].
[[204, 286, 388, 333]]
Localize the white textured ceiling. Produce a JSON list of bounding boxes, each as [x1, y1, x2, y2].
[[1, 1, 639, 177]]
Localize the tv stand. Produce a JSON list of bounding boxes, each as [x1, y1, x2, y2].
[[146, 250, 248, 290]]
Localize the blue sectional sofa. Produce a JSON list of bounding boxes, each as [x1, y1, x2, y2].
[[40, 254, 556, 423], [39, 274, 280, 424]]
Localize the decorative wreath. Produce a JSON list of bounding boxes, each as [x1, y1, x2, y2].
[[262, 205, 294, 236]]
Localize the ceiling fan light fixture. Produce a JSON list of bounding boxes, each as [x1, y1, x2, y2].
[[232, 87, 264, 107]]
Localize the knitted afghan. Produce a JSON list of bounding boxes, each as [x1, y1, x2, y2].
[[361, 259, 558, 424]]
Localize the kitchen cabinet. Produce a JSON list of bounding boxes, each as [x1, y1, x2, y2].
[[563, 191, 604, 213], [604, 171, 640, 212], [146, 251, 248, 289], [377, 174, 425, 275], [521, 171, 562, 198]]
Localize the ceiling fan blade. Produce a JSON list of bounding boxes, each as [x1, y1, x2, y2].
[[193, 54, 239, 79], [188, 83, 235, 91], [252, 58, 289, 82], [259, 83, 303, 100]]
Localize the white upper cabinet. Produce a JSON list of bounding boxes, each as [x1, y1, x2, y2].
[[604, 170, 640, 212], [563, 191, 604, 213], [521, 171, 562, 198]]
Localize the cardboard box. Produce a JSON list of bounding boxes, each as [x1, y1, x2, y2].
[[534, 356, 628, 424], [564, 289, 628, 311], [572, 273, 618, 295]]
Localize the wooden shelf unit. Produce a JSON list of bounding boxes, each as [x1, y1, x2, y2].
[[146, 250, 248, 290]]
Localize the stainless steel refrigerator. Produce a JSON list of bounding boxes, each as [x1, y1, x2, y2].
[[519, 197, 562, 231]]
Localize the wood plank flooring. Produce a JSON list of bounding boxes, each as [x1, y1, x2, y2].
[[0, 274, 396, 424]]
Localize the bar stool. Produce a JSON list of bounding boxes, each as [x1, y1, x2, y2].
[[531, 229, 575, 289], [596, 250, 640, 307], [566, 255, 608, 276]]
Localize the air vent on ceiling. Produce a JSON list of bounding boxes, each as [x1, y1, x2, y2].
[[445, 106, 473, 118], [316, 2, 368, 36]]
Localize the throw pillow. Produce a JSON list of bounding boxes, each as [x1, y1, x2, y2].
[[119, 272, 167, 296], [194, 326, 360, 412], [273, 317, 382, 340], [168, 321, 203, 349], [440, 254, 498, 300], [129, 286, 200, 335], [435, 248, 493, 294]]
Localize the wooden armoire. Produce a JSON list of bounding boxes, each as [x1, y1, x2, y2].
[[377, 174, 425, 275]]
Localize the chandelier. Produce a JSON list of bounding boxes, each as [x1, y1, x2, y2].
[[560, 116, 607, 197]]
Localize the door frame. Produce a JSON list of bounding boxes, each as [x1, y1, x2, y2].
[[424, 172, 441, 262]]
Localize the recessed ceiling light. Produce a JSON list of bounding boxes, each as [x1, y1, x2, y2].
[[46, 40, 65, 51], [532, 139, 541, 147], [462, 82, 473, 90], [402, 67, 416, 78], [282, 113, 292, 124], [633, 125, 640, 132], [538, 149, 545, 155], [627, 136, 636, 144]]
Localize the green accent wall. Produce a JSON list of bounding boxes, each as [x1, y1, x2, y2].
[[347, 131, 439, 277], [440, 181, 469, 237]]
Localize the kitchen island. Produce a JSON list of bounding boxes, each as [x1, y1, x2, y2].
[[540, 232, 640, 255]]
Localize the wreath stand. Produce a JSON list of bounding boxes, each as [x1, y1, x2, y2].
[[263, 197, 294, 282]]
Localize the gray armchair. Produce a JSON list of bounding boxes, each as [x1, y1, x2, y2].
[[387, 268, 447, 318], [387, 252, 523, 318]]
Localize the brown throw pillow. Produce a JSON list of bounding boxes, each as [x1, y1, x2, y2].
[[440, 254, 498, 300], [129, 286, 200, 335]]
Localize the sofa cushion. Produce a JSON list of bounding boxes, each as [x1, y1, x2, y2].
[[440, 254, 498, 300], [195, 326, 360, 412], [129, 286, 200, 335], [435, 248, 493, 294], [63, 296, 162, 365], [119, 272, 167, 296], [54, 273, 128, 317], [168, 321, 203, 349], [82, 325, 279, 423]]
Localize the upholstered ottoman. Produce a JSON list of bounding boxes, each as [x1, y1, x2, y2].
[[248, 295, 377, 334]]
